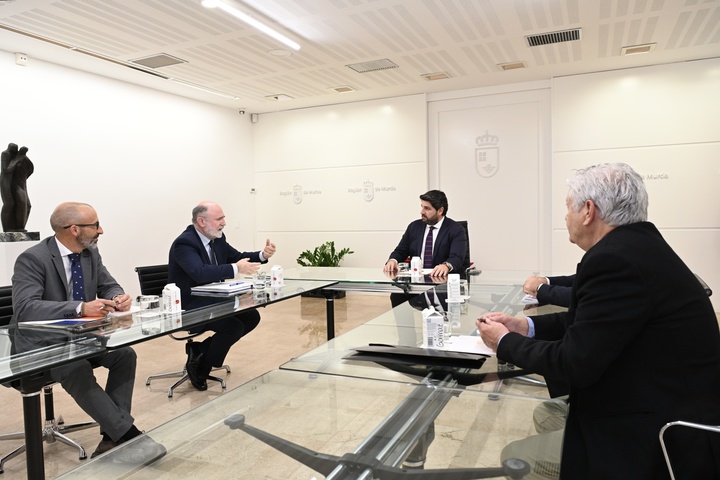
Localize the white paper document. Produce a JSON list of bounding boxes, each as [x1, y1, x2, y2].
[[443, 335, 495, 356], [522, 295, 539, 305]]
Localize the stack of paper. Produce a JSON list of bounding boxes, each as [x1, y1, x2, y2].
[[191, 281, 251, 295]]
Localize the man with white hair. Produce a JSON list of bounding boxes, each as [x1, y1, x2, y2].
[[478, 163, 720, 479]]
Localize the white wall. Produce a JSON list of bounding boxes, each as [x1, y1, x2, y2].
[[0, 50, 253, 295], [551, 58, 720, 309], [2, 47, 717, 312], [428, 83, 552, 273], [251, 95, 427, 269]]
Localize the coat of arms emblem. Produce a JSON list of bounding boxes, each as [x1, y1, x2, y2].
[[475, 131, 499, 178]]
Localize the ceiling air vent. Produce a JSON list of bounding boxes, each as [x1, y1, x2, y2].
[[525, 28, 581, 47], [130, 53, 187, 69], [346, 59, 398, 73]]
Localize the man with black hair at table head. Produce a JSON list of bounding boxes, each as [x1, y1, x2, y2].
[[383, 190, 467, 307]]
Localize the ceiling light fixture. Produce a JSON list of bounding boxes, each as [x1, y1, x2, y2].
[[497, 62, 526, 71], [330, 86, 355, 93], [170, 78, 240, 100], [201, 0, 300, 51], [265, 94, 293, 101], [420, 72, 450, 81], [621, 43, 656, 56]]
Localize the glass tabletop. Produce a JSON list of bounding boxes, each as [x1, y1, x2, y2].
[[0, 327, 105, 385], [282, 266, 447, 291], [102, 279, 337, 349], [58, 368, 562, 480], [280, 283, 564, 392], [282, 267, 574, 289]]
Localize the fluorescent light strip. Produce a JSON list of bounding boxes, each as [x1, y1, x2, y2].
[[170, 78, 239, 100], [202, 0, 300, 51]]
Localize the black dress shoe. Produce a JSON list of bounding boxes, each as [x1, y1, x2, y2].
[[91, 438, 120, 458], [185, 343, 207, 391]]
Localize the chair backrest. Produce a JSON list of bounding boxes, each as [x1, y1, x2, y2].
[[456, 220, 472, 275], [0, 285, 13, 327], [135, 265, 169, 297], [694, 273, 712, 297]]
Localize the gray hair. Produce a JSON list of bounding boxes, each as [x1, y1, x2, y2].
[[191, 204, 209, 223], [566, 163, 648, 226], [49, 202, 92, 233]]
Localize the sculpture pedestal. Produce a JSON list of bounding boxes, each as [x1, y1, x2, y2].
[[0, 232, 40, 285], [0, 232, 40, 242]]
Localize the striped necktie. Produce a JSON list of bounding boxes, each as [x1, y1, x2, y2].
[[423, 226, 435, 269]]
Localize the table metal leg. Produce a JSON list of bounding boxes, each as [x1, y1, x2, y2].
[[324, 291, 335, 341], [22, 390, 45, 480]]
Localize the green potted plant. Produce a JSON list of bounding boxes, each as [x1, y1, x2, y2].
[[296, 241, 353, 267], [297, 241, 353, 298]]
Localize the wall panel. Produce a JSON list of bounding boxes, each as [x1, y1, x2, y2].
[[252, 95, 428, 270]]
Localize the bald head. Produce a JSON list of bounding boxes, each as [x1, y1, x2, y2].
[[51, 202, 103, 252], [50, 202, 94, 233]]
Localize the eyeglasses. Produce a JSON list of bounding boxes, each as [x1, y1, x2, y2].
[[63, 221, 100, 230]]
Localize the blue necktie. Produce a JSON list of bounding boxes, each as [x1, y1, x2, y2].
[[68, 253, 85, 301], [209, 240, 218, 265], [423, 226, 435, 269]]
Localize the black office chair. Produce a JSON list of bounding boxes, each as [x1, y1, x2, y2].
[[457, 220, 480, 279], [0, 285, 97, 473], [660, 420, 720, 479], [694, 273, 712, 297], [135, 265, 230, 397]]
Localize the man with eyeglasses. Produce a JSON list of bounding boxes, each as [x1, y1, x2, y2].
[[168, 201, 276, 391], [10, 201, 166, 463]]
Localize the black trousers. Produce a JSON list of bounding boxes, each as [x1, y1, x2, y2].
[[189, 309, 260, 367]]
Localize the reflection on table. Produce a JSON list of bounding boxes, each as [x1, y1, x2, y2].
[[0, 327, 106, 480], [280, 282, 562, 395], [102, 279, 337, 349], [282, 266, 446, 293], [57, 369, 556, 480]]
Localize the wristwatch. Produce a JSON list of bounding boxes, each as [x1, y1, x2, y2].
[[443, 262, 453, 272]]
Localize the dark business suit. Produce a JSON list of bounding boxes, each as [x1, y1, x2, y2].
[[11, 236, 137, 441], [388, 217, 467, 309], [536, 275, 574, 308], [388, 217, 467, 273], [168, 225, 264, 367], [498, 222, 720, 479]]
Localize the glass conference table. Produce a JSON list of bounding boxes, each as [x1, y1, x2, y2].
[[281, 267, 568, 340], [1, 279, 336, 480], [0, 329, 105, 480], [102, 279, 338, 349], [280, 280, 563, 396], [58, 368, 557, 480]]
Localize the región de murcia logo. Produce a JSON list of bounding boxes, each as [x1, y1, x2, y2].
[[475, 130, 499, 178]]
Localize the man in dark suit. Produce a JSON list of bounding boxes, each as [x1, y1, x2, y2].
[[168, 201, 276, 391], [524, 274, 574, 307], [384, 190, 467, 307], [11, 202, 165, 461], [478, 164, 720, 479]]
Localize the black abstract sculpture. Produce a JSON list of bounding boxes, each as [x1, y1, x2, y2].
[[1, 143, 34, 232]]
